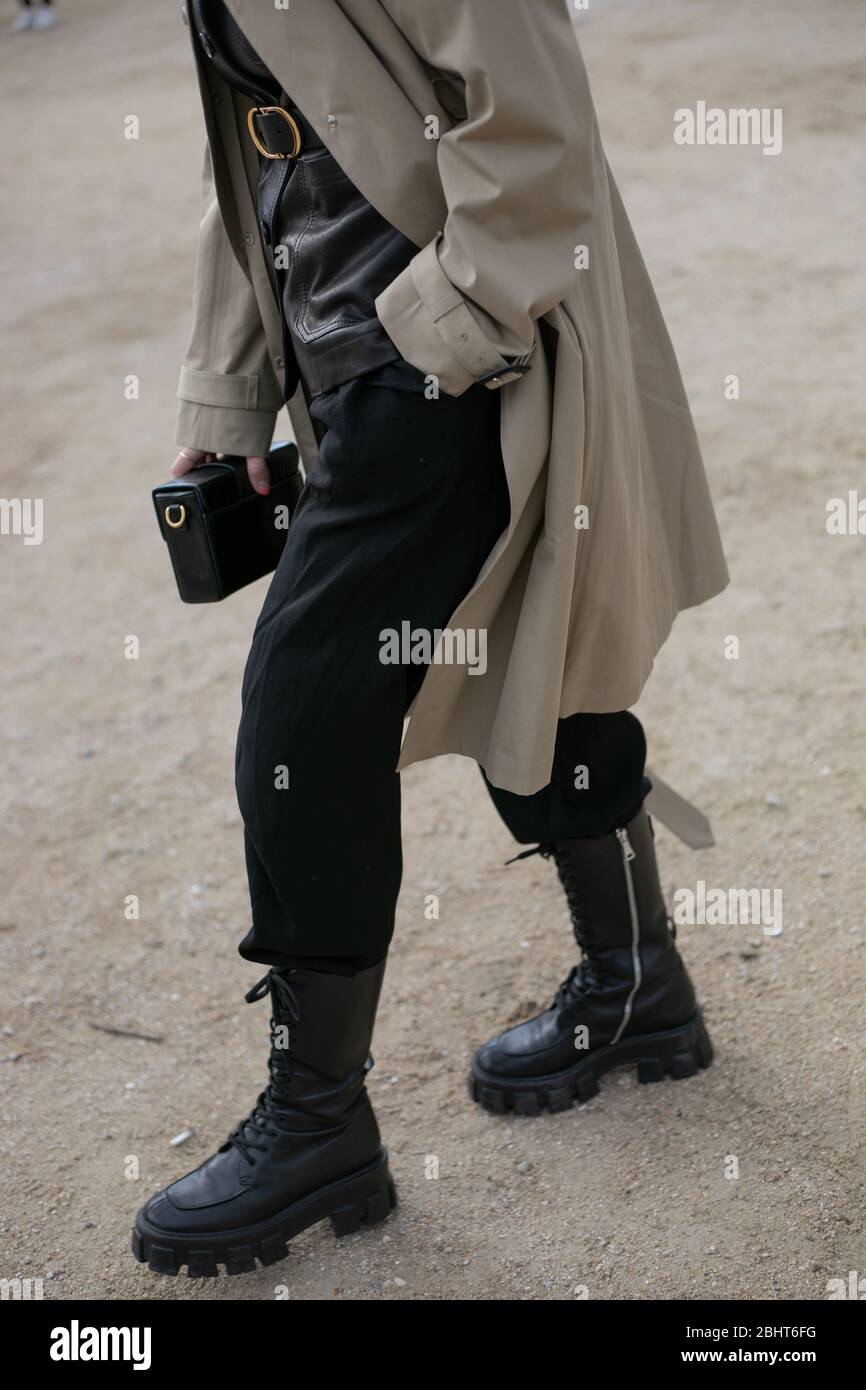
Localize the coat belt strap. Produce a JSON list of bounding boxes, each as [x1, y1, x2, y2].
[[644, 769, 715, 849]]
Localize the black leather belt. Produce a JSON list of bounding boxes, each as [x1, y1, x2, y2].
[[247, 103, 325, 159], [187, 1, 325, 159]]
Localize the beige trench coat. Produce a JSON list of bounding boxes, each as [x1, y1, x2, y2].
[[176, 0, 728, 809]]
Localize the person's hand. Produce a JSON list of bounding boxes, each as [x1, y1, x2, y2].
[[171, 448, 270, 495]]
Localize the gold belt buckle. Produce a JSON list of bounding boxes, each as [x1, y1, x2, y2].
[[247, 106, 303, 160]]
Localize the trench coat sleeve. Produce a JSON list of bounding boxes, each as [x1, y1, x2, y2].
[[175, 148, 284, 456], [375, 0, 589, 396]]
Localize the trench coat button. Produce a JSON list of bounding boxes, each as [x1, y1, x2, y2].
[[275, 356, 285, 370], [244, 232, 255, 246], [326, 114, 338, 129], [211, 91, 222, 106]]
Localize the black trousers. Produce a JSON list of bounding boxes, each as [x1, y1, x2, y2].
[[235, 367, 648, 975]]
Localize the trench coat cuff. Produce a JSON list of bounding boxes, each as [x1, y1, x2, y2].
[[375, 239, 515, 397], [176, 367, 281, 456]]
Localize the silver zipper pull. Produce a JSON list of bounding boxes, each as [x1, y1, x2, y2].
[[616, 827, 636, 861]]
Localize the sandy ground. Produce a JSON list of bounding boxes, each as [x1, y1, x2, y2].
[[1, 0, 864, 1302]]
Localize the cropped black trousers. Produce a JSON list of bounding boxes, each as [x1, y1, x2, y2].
[[234, 363, 649, 975]]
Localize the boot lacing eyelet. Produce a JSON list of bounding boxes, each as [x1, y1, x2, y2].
[[226, 970, 303, 1165], [508, 842, 604, 998]]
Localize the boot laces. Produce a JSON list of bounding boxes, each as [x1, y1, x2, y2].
[[507, 842, 603, 999], [224, 970, 302, 1166]]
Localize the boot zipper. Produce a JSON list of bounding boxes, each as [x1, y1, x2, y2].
[[610, 827, 642, 1045], [616, 826, 636, 862]]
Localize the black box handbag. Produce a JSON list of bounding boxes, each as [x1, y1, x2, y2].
[[152, 442, 303, 603]]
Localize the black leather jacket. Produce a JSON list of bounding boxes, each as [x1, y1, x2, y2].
[[188, 0, 419, 400]]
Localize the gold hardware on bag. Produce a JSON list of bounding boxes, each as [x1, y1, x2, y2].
[[247, 106, 303, 160], [165, 504, 187, 529]]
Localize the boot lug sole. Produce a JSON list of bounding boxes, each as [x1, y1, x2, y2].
[[469, 1010, 713, 1116], [131, 1149, 395, 1277]]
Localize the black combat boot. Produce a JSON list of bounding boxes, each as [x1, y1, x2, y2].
[[470, 807, 712, 1115], [133, 959, 394, 1276]]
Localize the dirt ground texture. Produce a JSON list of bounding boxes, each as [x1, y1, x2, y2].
[[1, 0, 863, 1302]]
